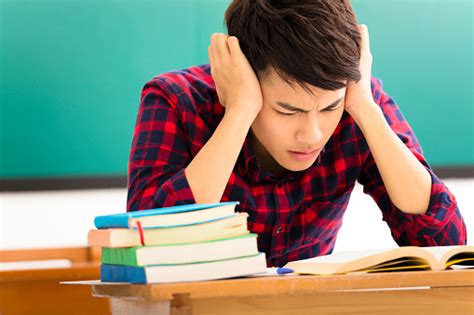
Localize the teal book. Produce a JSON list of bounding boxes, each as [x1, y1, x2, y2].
[[88, 213, 249, 248], [94, 201, 239, 229]]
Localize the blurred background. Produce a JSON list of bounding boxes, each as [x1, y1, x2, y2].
[[2, 1, 472, 314], [1, 0, 473, 250]]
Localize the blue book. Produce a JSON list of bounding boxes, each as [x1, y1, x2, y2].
[[94, 201, 239, 229], [100, 253, 267, 283]]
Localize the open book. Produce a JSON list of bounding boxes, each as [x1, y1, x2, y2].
[[283, 245, 474, 275]]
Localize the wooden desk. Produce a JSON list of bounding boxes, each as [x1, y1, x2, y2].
[[1, 247, 110, 315], [90, 269, 474, 315]]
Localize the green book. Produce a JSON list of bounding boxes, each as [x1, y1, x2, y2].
[[102, 233, 259, 266]]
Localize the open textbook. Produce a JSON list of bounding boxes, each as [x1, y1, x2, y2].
[[283, 245, 474, 275]]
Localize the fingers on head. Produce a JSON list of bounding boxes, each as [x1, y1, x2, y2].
[[208, 48, 217, 76], [210, 33, 230, 60], [227, 36, 243, 57], [358, 24, 368, 32], [357, 24, 370, 47], [358, 24, 369, 38]]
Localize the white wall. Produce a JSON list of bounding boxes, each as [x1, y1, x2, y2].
[[1, 179, 472, 251]]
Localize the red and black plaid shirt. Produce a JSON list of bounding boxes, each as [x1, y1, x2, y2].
[[127, 64, 466, 267]]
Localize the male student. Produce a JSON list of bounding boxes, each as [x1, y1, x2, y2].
[[126, 0, 466, 267]]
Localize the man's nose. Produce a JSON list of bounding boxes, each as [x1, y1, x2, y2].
[[295, 115, 324, 146]]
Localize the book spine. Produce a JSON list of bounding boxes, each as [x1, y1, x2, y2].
[[100, 264, 147, 283], [94, 214, 130, 229], [87, 229, 111, 247], [102, 247, 139, 266]]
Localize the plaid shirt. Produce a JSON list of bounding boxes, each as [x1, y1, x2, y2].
[[127, 64, 466, 267]]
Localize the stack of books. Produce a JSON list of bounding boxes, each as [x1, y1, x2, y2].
[[88, 201, 267, 283]]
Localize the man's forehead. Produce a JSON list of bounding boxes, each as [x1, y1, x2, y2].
[[261, 67, 346, 95]]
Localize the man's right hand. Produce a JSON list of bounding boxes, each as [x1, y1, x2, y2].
[[208, 33, 263, 123]]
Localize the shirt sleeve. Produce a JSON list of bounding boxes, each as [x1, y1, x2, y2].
[[127, 77, 196, 212], [357, 77, 467, 246]]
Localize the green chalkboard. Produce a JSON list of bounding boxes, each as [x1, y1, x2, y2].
[[0, 0, 472, 179]]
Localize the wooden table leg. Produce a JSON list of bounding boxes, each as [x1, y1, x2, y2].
[[110, 298, 170, 315], [171, 294, 193, 315], [110, 294, 192, 315]]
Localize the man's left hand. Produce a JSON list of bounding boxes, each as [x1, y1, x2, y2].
[[344, 24, 379, 120]]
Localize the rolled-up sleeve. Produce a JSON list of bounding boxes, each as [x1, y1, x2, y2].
[[127, 77, 196, 212], [357, 77, 467, 246]]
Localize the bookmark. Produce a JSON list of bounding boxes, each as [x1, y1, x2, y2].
[[136, 221, 145, 246]]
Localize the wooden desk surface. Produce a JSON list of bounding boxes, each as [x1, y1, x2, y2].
[[88, 269, 474, 315], [0, 247, 109, 315], [91, 269, 474, 300]]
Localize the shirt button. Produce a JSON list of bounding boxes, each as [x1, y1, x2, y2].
[[275, 226, 283, 234]]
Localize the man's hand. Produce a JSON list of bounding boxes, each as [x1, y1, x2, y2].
[[344, 25, 379, 122], [343, 26, 432, 215], [208, 33, 263, 123]]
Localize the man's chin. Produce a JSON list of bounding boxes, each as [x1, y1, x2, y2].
[[282, 159, 318, 172]]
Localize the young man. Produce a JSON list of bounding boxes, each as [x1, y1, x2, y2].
[[127, 0, 466, 267]]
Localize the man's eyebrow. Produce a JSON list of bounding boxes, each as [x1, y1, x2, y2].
[[276, 96, 344, 112]]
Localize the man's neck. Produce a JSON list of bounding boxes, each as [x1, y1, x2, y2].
[[249, 130, 286, 177]]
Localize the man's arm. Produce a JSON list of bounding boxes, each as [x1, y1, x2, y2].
[[344, 25, 431, 214], [345, 25, 466, 246], [186, 34, 263, 203], [127, 34, 263, 210], [354, 78, 466, 246], [185, 111, 253, 204], [350, 99, 431, 215]]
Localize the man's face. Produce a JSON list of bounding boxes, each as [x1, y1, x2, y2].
[[250, 68, 346, 175]]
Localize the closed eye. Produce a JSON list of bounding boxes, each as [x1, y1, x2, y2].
[[275, 96, 344, 115], [323, 105, 341, 112], [277, 105, 340, 116], [277, 111, 298, 116]]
